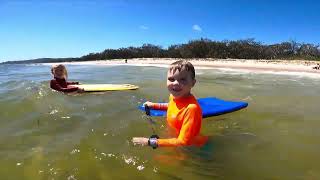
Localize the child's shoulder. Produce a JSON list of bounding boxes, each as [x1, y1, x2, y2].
[[187, 102, 200, 110], [50, 79, 56, 83], [186, 96, 201, 111], [184, 103, 201, 118]]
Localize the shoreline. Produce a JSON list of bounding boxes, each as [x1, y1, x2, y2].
[[42, 58, 320, 76]]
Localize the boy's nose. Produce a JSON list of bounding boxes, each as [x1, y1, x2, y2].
[[172, 80, 179, 85]]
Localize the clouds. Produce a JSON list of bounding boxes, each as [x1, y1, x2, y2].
[[138, 24, 202, 32], [138, 24, 203, 33], [192, 24, 202, 32], [139, 25, 149, 30]]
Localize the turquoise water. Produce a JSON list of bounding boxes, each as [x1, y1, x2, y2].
[[0, 63, 320, 179]]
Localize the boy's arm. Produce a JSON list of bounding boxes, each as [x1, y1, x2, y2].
[[145, 95, 171, 110], [144, 101, 168, 110], [151, 103, 168, 110], [157, 105, 199, 147], [50, 80, 79, 92], [67, 81, 79, 85]]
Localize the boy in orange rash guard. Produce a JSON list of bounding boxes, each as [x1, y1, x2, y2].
[[132, 60, 208, 148]]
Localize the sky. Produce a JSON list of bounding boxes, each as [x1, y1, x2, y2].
[[1, 0, 320, 62]]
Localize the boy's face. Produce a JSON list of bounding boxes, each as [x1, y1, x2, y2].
[[53, 68, 65, 79], [167, 69, 196, 98]]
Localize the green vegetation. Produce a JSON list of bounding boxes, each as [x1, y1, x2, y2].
[[3, 38, 320, 64]]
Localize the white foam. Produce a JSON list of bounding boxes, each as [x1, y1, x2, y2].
[[137, 165, 145, 171], [201, 67, 320, 79], [38, 61, 320, 79], [49, 109, 58, 114]]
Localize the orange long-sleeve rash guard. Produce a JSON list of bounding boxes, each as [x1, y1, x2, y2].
[[152, 95, 208, 147]]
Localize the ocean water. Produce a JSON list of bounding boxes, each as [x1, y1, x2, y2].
[[0, 63, 320, 179]]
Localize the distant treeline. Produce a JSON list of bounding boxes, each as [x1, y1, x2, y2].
[[3, 38, 320, 64], [3, 58, 81, 64]]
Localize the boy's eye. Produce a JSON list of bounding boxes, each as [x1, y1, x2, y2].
[[168, 77, 175, 82]]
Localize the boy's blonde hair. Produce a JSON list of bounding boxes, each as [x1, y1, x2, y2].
[[169, 60, 195, 79], [51, 64, 68, 78]]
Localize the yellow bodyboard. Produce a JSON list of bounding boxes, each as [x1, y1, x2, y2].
[[73, 84, 139, 92]]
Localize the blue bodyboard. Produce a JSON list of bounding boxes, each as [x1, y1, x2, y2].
[[138, 97, 248, 118]]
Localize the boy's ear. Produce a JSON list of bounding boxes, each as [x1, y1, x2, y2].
[[192, 79, 196, 87]]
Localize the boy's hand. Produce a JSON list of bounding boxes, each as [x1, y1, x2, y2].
[[143, 101, 154, 108], [132, 137, 148, 146], [77, 88, 85, 93]]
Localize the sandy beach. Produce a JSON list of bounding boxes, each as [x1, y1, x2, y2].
[[45, 58, 320, 75]]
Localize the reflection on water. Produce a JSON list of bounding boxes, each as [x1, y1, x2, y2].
[[0, 63, 320, 179]]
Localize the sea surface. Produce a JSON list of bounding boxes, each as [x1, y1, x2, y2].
[[0, 63, 320, 179]]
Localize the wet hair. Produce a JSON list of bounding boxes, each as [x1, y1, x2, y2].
[[51, 64, 68, 78], [169, 60, 195, 79]]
